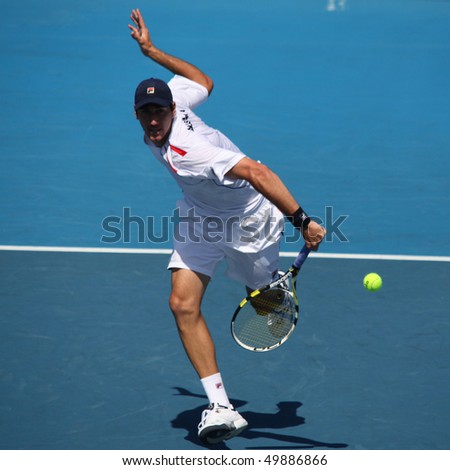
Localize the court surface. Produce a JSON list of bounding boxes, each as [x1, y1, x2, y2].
[[1, 0, 449, 451]]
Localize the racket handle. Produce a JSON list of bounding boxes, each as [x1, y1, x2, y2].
[[293, 244, 311, 269]]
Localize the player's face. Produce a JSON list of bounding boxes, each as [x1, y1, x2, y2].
[[136, 103, 175, 147]]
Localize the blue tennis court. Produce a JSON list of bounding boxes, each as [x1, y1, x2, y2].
[[1, 0, 449, 452]]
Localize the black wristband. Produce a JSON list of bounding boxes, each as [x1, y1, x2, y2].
[[288, 207, 311, 232]]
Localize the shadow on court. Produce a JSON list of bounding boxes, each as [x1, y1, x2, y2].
[[171, 387, 348, 450]]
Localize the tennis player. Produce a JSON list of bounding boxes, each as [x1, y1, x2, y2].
[[128, 8, 326, 445]]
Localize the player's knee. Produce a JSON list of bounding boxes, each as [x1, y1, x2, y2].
[[169, 292, 197, 319]]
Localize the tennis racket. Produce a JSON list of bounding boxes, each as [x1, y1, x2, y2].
[[231, 244, 311, 352]]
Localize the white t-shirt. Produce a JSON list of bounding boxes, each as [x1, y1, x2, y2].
[[144, 75, 265, 218]]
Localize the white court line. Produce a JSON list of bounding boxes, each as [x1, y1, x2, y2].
[[0, 245, 449, 262], [281, 251, 450, 262], [0, 245, 173, 255]]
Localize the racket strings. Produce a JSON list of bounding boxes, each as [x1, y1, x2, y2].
[[233, 287, 297, 349]]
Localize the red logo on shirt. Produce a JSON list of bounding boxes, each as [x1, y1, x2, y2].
[[170, 145, 187, 156]]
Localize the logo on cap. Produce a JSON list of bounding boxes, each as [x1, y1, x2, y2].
[[147, 87, 155, 94]]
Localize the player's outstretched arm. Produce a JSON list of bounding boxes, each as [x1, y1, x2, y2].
[[226, 157, 326, 250], [128, 9, 214, 94]]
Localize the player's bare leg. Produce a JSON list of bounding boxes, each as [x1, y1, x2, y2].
[[169, 268, 218, 379], [169, 268, 247, 444]]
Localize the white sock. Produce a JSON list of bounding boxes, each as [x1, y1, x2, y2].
[[200, 372, 231, 407]]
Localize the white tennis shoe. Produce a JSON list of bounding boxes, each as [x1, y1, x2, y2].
[[198, 403, 248, 445]]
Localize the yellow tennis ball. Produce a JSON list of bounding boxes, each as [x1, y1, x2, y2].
[[363, 273, 382, 292]]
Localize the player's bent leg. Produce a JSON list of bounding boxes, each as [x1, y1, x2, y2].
[[170, 269, 247, 444], [169, 268, 218, 379]]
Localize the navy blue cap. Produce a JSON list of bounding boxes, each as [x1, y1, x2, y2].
[[134, 78, 173, 110]]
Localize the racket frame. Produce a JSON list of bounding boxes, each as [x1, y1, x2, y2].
[[231, 245, 311, 352]]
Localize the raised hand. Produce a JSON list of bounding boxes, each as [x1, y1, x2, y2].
[[128, 9, 153, 55]]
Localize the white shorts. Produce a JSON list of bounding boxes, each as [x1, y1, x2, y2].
[[168, 199, 284, 289]]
